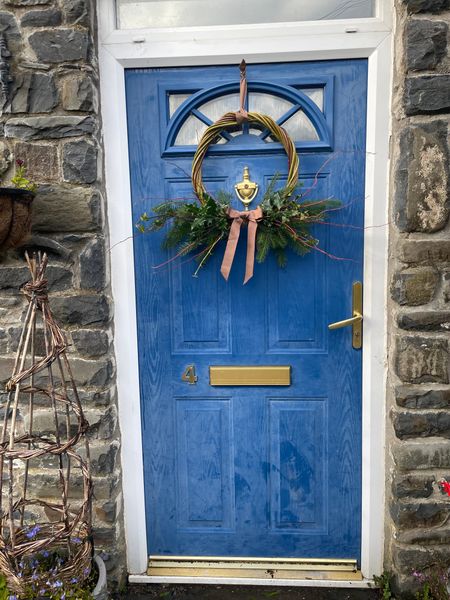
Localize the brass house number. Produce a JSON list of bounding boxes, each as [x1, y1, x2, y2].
[[181, 364, 198, 385]]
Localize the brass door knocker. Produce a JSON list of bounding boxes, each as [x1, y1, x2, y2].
[[235, 166, 259, 210]]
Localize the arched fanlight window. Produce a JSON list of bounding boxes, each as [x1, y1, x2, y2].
[[164, 81, 333, 153]]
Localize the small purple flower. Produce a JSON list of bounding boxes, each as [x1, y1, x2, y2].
[[8, 595, 18, 600], [40, 550, 49, 558], [16, 159, 24, 167], [52, 580, 63, 589], [83, 567, 90, 576], [72, 537, 82, 545], [70, 578, 78, 584], [26, 525, 41, 539]]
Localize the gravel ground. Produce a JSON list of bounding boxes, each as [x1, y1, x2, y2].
[[115, 584, 380, 599]]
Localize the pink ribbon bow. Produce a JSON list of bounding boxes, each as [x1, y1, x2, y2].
[[220, 206, 263, 284]]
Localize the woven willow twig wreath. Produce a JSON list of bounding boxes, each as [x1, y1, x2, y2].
[[137, 61, 339, 283], [192, 111, 299, 203]]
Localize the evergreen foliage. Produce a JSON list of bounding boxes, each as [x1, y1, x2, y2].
[[137, 177, 339, 275]]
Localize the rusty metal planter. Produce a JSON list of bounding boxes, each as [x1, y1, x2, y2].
[[0, 187, 35, 251]]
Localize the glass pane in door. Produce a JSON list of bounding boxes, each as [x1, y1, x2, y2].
[[117, 0, 375, 30]]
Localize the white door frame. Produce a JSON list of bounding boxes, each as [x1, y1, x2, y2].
[[97, 0, 393, 585]]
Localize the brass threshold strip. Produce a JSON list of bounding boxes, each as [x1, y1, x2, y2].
[[148, 556, 362, 581]]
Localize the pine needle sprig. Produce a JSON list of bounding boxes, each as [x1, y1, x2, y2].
[[136, 177, 340, 274]]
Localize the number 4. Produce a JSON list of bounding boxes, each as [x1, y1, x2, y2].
[[181, 365, 198, 385]]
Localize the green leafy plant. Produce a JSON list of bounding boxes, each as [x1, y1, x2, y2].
[[137, 176, 339, 276], [10, 159, 37, 193], [0, 574, 9, 600], [373, 571, 394, 600]]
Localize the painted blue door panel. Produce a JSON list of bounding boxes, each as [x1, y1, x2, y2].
[[126, 60, 366, 560]]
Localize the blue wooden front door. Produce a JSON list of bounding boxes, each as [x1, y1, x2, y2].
[[126, 60, 367, 561]]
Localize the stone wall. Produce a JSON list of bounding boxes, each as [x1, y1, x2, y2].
[[388, 0, 450, 591], [0, 0, 125, 585]]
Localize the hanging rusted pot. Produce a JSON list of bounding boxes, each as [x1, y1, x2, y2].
[[0, 187, 35, 251]]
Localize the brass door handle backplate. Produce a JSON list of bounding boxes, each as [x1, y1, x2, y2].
[[328, 281, 363, 349]]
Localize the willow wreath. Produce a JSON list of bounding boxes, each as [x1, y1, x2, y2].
[[137, 66, 338, 283]]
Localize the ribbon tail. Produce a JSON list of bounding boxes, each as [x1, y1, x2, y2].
[[220, 218, 242, 281], [243, 219, 258, 285]]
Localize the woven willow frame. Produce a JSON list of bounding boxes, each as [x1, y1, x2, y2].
[[191, 111, 299, 204], [0, 253, 93, 596]]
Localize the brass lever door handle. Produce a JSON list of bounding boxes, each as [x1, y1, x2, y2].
[[328, 282, 363, 349]]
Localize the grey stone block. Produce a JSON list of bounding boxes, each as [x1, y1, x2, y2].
[[398, 526, 450, 545], [393, 410, 450, 439], [29, 28, 89, 63], [63, 0, 89, 25], [403, 0, 450, 12], [393, 543, 450, 577], [0, 11, 20, 41], [397, 311, 450, 331], [391, 268, 438, 305], [444, 270, 450, 303], [405, 75, 450, 115], [77, 388, 114, 408], [399, 240, 450, 265], [5, 72, 58, 114], [405, 20, 448, 70], [0, 264, 72, 292], [63, 140, 97, 184], [395, 336, 449, 384], [79, 237, 105, 290], [392, 474, 434, 499], [95, 500, 117, 524], [6, 0, 49, 5], [84, 442, 119, 476], [32, 185, 101, 233], [394, 440, 450, 470], [396, 386, 450, 409], [86, 406, 117, 440], [5, 116, 94, 140], [395, 120, 449, 233], [62, 74, 96, 111], [390, 500, 448, 529], [50, 294, 110, 326], [0, 329, 7, 354], [69, 357, 113, 387], [21, 8, 62, 27], [0, 357, 15, 384], [0, 141, 12, 177], [71, 328, 109, 357]]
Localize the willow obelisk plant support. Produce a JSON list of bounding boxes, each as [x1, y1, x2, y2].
[[0, 253, 93, 597], [137, 60, 339, 283]]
